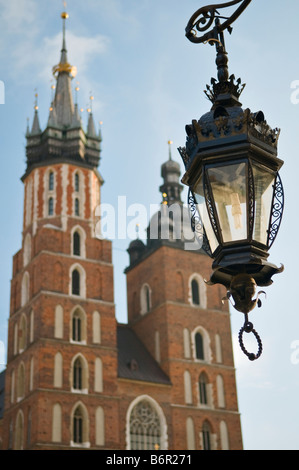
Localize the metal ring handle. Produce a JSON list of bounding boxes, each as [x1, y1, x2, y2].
[[238, 322, 263, 361]]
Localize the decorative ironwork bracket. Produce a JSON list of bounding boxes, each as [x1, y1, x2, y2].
[[185, 0, 252, 46]]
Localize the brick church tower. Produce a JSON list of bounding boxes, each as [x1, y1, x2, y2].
[[124, 143, 243, 450], [1, 11, 119, 450], [0, 8, 243, 451]]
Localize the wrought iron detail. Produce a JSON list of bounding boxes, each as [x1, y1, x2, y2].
[[248, 162, 255, 239], [180, 110, 281, 175], [204, 75, 245, 103], [185, 0, 252, 45], [223, 274, 266, 361], [238, 320, 263, 361], [203, 174, 222, 245], [188, 189, 212, 256], [267, 173, 284, 249]]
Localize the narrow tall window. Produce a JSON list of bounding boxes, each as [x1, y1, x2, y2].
[[202, 422, 212, 450], [73, 232, 81, 256], [49, 171, 54, 191], [195, 332, 204, 360], [75, 198, 80, 216], [72, 269, 80, 296], [73, 358, 82, 390], [73, 407, 83, 444], [19, 315, 27, 352], [146, 286, 151, 312], [72, 313, 82, 342], [48, 197, 54, 216], [199, 373, 208, 405], [191, 279, 200, 305], [75, 173, 80, 192], [141, 284, 151, 314]]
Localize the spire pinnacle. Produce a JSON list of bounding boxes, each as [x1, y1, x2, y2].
[[87, 96, 97, 137], [168, 140, 173, 160], [31, 91, 41, 135], [52, 5, 76, 127], [52, 4, 77, 79]]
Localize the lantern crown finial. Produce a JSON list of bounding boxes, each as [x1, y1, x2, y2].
[[185, 1, 252, 107]]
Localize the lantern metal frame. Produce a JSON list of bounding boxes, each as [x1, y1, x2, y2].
[[179, 0, 285, 360]]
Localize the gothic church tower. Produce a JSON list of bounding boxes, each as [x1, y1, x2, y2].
[[125, 143, 243, 450], [1, 10, 119, 449], [0, 8, 243, 451]]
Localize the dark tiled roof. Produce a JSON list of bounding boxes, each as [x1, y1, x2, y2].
[[117, 324, 171, 386], [0, 370, 5, 419]]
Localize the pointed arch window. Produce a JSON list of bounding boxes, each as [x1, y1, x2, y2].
[[202, 421, 212, 450], [129, 400, 162, 450], [48, 197, 54, 216], [71, 309, 86, 343], [71, 404, 89, 447], [73, 358, 83, 390], [71, 354, 88, 393], [75, 198, 80, 217], [71, 226, 86, 258], [195, 332, 204, 360], [73, 232, 81, 256], [140, 284, 151, 315], [70, 265, 86, 298], [49, 171, 54, 191], [73, 313, 81, 342], [189, 274, 207, 308], [191, 279, 200, 305], [72, 269, 80, 296], [75, 173, 80, 192], [199, 373, 208, 406], [192, 327, 211, 363], [73, 406, 83, 444]]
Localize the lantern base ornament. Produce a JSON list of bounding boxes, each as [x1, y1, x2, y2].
[[208, 255, 284, 290], [208, 265, 283, 361]]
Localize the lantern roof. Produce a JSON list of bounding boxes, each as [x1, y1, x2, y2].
[[179, 69, 282, 186]]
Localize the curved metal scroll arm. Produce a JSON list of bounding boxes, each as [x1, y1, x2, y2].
[[186, 0, 252, 46]]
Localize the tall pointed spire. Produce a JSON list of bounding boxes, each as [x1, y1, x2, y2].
[[168, 140, 173, 160], [25, 4, 102, 174], [52, 5, 76, 128], [31, 92, 41, 135], [87, 94, 97, 137]]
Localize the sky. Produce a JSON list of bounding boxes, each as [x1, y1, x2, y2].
[[0, 0, 298, 451]]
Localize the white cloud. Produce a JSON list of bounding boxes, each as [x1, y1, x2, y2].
[[9, 30, 109, 83], [0, 0, 38, 34]]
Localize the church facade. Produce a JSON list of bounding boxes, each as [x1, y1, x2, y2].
[[0, 10, 243, 451]]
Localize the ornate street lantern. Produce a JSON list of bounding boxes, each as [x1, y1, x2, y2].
[[179, 0, 284, 361]]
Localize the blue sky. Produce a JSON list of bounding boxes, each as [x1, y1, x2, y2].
[[0, 0, 298, 450]]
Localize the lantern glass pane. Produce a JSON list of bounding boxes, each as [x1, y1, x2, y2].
[[193, 176, 219, 253], [252, 164, 275, 246], [207, 163, 247, 243]]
